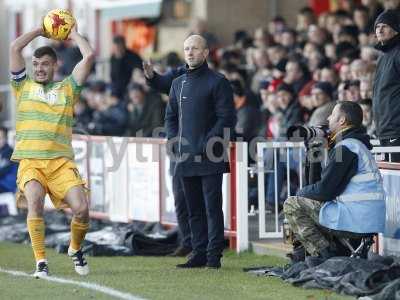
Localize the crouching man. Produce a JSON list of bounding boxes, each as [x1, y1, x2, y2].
[[284, 101, 386, 260]]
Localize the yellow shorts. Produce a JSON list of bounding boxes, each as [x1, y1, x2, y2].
[[17, 157, 86, 209]]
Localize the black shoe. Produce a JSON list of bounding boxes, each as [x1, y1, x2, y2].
[[176, 256, 207, 268], [167, 246, 192, 257], [206, 260, 221, 269]]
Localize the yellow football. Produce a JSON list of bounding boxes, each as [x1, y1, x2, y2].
[[43, 9, 75, 41]]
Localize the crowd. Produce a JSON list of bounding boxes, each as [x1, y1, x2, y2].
[[55, 0, 400, 144]]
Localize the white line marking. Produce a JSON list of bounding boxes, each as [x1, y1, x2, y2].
[[0, 267, 145, 300]]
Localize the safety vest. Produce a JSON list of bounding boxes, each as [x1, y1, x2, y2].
[[319, 138, 386, 233]]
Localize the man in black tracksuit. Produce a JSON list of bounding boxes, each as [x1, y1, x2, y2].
[[373, 9, 400, 162], [165, 35, 236, 269], [143, 63, 191, 257]]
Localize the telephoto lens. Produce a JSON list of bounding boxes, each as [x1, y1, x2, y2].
[[287, 125, 329, 141]]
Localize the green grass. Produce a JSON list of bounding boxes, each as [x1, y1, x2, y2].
[[0, 242, 354, 300]]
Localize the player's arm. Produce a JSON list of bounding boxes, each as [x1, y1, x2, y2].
[[70, 25, 95, 85], [9, 27, 44, 73]]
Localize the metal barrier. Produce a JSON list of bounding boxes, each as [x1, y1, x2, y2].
[[256, 141, 305, 238], [67, 135, 249, 252], [255, 140, 400, 257]]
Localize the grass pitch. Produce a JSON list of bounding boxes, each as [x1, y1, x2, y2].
[[0, 242, 354, 300]]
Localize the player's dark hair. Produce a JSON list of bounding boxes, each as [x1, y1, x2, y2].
[[33, 46, 57, 61]]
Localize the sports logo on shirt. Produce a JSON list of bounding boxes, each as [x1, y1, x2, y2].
[[34, 88, 59, 105]]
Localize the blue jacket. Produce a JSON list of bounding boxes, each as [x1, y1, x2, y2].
[[298, 127, 386, 233], [165, 62, 236, 177], [319, 138, 386, 233], [0, 144, 17, 193]]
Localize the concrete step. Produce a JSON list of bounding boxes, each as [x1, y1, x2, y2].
[[251, 239, 292, 258]]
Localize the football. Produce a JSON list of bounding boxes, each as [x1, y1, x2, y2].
[[43, 9, 75, 40]]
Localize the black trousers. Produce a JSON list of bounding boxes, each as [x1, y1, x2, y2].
[[180, 173, 224, 262], [172, 174, 192, 249], [380, 138, 400, 162]]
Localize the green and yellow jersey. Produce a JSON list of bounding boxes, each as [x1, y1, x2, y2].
[[10, 69, 82, 161]]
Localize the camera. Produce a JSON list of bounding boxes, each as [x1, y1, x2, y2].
[[287, 125, 329, 142]]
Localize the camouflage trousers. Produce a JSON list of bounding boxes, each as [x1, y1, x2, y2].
[[283, 196, 331, 256]]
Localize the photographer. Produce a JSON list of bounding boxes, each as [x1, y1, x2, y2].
[[284, 101, 386, 261]]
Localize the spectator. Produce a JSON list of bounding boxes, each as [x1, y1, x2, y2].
[[350, 59, 369, 80], [110, 35, 142, 98], [0, 127, 17, 194], [345, 80, 362, 102], [298, 82, 315, 122], [249, 48, 272, 94], [276, 83, 303, 138], [338, 25, 360, 46], [73, 97, 92, 134], [296, 7, 316, 42], [361, 0, 383, 27], [360, 98, 376, 137], [126, 83, 165, 137], [51, 40, 83, 79], [281, 29, 298, 53], [259, 85, 282, 139], [360, 78, 373, 99], [307, 25, 329, 47], [267, 44, 288, 67], [308, 81, 336, 127], [231, 80, 261, 143], [372, 10, 400, 161], [253, 27, 273, 49], [284, 60, 311, 94], [383, 0, 400, 10], [354, 5, 371, 33], [88, 94, 128, 136], [320, 67, 339, 89], [339, 63, 352, 82]]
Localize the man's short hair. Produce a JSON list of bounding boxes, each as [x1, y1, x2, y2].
[[338, 101, 363, 127], [33, 46, 57, 61]]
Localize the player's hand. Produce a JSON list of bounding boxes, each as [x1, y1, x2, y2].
[[39, 17, 48, 38], [143, 60, 154, 79], [68, 23, 78, 39]]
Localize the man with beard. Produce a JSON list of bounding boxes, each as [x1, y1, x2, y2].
[[9, 22, 94, 277]]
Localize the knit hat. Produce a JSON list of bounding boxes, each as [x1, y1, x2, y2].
[[374, 9, 400, 33], [313, 81, 334, 99]]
